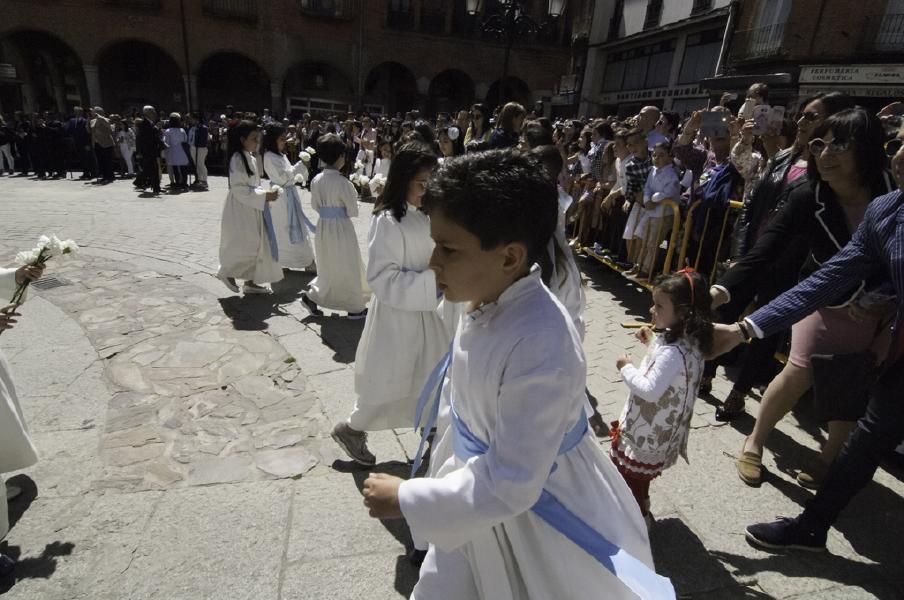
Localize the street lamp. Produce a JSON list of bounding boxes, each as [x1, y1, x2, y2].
[[466, 0, 567, 106]]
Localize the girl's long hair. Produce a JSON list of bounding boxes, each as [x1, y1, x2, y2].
[[653, 270, 714, 355], [227, 119, 258, 177], [374, 141, 437, 222]]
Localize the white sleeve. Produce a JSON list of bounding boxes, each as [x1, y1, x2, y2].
[[619, 345, 683, 402], [341, 179, 359, 217], [264, 153, 292, 187], [228, 154, 267, 211], [398, 331, 584, 550], [0, 268, 19, 303], [291, 159, 309, 182], [366, 215, 438, 312]]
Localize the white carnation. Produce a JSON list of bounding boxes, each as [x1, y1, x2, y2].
[[300, 151, 311, 163], [60, 239, 79, 255], [16, 250, 38, 265], [304, 146, 316, 155]]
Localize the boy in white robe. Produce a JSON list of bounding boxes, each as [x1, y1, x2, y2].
[[300, 133, 371, 319], [0, 263, 44, 576], [362, 150, 669, 600]]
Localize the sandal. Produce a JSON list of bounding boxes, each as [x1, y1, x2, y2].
[[736, 438, 763, 486], [715, 390, 746, 422]]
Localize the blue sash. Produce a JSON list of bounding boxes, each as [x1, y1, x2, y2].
[[262, 201, 279, 261], [285, 184, 316, 242], [412, 351, 676, 600], [317, 206, 349, 219]]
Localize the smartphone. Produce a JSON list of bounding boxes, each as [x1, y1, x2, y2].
[[700, 112, 729, 138], [752, 105, 771, 136], [739, 98, 756, 121]]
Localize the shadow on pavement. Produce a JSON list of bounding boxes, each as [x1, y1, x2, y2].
[[303, 315, 366, 364], [0, 541, 75, 594], [710, 546, 900, 599], [651, 517, 767, 599], [218, 270, 312, 331], [339, 460, 417, 598], [576, 257, 651, 322]]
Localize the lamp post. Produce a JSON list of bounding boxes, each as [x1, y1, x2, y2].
[[466, 0, 567, 107]]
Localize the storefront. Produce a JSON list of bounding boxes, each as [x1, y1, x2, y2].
[[797, 64, 904, 112]]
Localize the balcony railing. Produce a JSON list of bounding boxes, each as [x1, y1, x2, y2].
[[874, 13, 904, 51], [202, 0, 258, 22], [735, 21, 787, 59], [299, 0, 354, 20]]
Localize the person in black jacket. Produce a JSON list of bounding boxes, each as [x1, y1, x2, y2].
[[486, 102, 525, 150], [134, 105, 162, 195], [712, 108, 896, 489], [703, 92, 856, 421], [65, 107, 95, 179]]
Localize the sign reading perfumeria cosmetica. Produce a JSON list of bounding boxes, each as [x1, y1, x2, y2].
[[799, 64, 904, 85]]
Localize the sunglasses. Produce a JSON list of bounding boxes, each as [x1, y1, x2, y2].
[[885, 138, 903, 157], [799, 111, 822, 122], [808, 138, 850, 156]]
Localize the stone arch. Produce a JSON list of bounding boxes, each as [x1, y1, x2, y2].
[[97, 39, 183, 116], [363, 61, 419, 116], [283, 61, 355, 118], [0, 29, 87, 114], [197, 52, 271, 116], [485, 76, 530, 111], [426, 69, 475, 116]]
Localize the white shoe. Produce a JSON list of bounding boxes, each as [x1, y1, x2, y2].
[[242, 282, 272, 295], [217, 273, 239, 293]]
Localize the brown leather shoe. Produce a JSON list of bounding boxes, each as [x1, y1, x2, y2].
[[797, 458, 830, 490], [736, 439, 763, 486]]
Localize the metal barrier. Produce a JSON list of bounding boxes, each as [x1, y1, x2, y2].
[[581, 198, 744, 291]]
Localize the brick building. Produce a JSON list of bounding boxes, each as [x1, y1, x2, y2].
[[0, 0, 592, 118], [707, 0, 904, 112]]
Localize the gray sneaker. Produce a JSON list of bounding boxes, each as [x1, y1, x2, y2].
[[331, 422, 376, 465]]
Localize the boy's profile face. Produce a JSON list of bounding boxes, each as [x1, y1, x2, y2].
[[428, 209, 526, 307], [651, 146, 670, 168]]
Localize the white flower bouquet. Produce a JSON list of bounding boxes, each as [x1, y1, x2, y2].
[[11, 234, 79, 305], [368, 173, 387, 196], [300, 151, 312, 163], [349, 172, 371, 190], [304, 146, 316, 156]]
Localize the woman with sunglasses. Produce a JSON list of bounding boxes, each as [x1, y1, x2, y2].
[[702, 93, 855, 421], [463, 103, 491, 150], [712, 108, 895, 488]]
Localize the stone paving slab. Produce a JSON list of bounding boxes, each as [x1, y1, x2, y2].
[[0, 176, 902, 599]]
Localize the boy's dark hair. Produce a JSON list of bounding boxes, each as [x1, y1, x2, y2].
[[653, 270, 714, 355], [423, 149, 557, 267], [593, 121, 614, 140], [530, 145, 564, 181], [317, 133, 346, 166], [522, 121, 554, 149], [375, 141, 437, 222], [227, 119, 258, 177], [748, 82, 769, 102], [262, 122, 286, 156]]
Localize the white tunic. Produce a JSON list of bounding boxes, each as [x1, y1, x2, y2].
[[307, 168, 371, 312], [349, 207, 449, 431], [217, 152, 284, 284], [399, 271, 653, 600], [263, 151, 315, 270], [0, 268, 38, 476], [551, 187, 586, 340]]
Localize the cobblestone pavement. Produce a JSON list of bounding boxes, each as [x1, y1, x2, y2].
[[0, 175, 901, 599]]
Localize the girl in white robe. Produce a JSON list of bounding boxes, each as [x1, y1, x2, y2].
[[262, 124, 316, 271], [362, 151, 666, 600], [301, 134, 370, 317], [1, 264, 43, 573], [216, 121, 283, 295], [331, 143, 447, 465]]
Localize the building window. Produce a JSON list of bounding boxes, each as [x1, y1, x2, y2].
[[691, 0, 713, 15], [644, 0, 663, 30], [678, 29, 721, 84], [421, 0, 448, 34], [747, 0, 790, 57], [875, 0, 904, 50], [602, 39, 676, 92], [299, 0, 354, 19], [387, 0, 414, 30], [202, 0, 259, 22]]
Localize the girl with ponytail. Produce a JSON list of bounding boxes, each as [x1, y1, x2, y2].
[[609, 269, 713, 526]]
